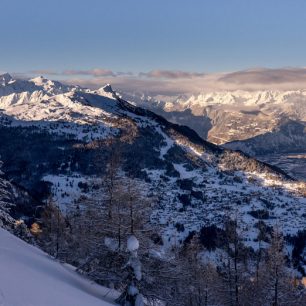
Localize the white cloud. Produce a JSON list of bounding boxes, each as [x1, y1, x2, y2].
[[139, 70, 206, 79], [15, 67, 306, 96]]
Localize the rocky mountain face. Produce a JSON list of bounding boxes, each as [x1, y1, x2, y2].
[[124, 90, 306, 143], [0, 74, 305, 270]]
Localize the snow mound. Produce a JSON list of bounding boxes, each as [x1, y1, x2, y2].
[[0, 228, 118, 306], [127, 235, 139, 252]]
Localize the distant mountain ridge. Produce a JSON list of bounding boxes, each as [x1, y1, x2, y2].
[[121, 89, 306, 144]]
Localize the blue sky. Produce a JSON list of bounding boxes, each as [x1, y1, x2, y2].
[[1, 0, 306, 93]]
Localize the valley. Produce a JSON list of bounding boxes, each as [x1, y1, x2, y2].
[[257, 152, 306, 181]]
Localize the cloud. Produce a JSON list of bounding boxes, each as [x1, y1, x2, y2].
[[17, 67, 306, 96], [29, 69, 59, 76], [27, 68, 205, 79], [139, 70, 205, 79], [62, 69, 116, 77], [66, 76, 191, 96], [219, 67, 306, 85], [27, 68, 133, 78], [61, 68, 306, 96]]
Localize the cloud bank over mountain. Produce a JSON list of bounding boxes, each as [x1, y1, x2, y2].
[[10, 67, 306, 96]]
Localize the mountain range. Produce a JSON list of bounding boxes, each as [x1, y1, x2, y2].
[[121, 89, 306, 180]]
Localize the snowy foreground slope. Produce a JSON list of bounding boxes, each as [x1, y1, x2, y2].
[[0, 228, 118, 306]]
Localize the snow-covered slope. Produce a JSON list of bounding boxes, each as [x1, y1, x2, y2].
[[0, 228, 118, 306]]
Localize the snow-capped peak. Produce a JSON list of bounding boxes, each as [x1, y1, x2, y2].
[[28, 76, 79, 95], [29, 75, 49, 86], [95, 84, 119, 99], [0, 73, 13, 86]]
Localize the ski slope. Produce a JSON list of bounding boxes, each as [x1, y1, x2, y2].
[[0, 229, 118, 306]]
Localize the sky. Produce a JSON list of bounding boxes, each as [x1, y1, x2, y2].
[[1, 0, 306, 94]]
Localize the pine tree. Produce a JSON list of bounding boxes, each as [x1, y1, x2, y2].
[[255, 226, 300, 306], [38, 198, 68, 259], [178, 234, 222, 306], [66, 168, 152, 291]]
